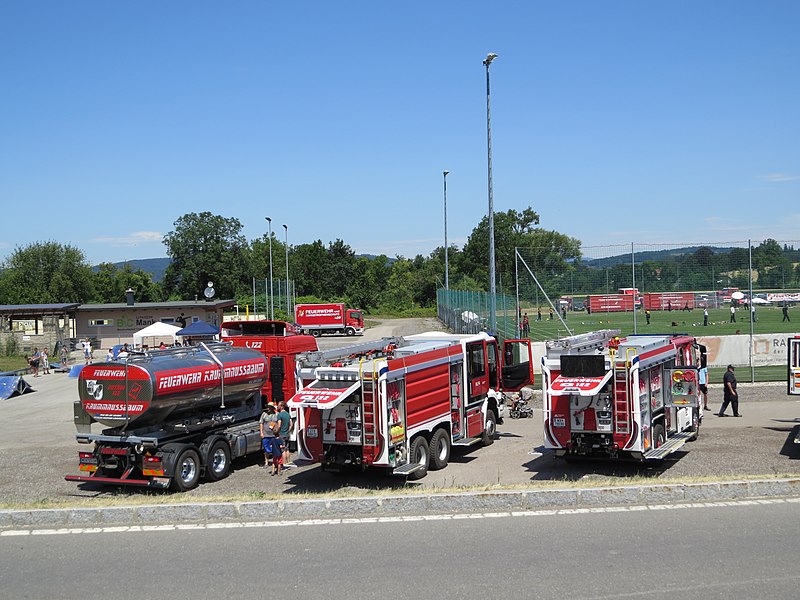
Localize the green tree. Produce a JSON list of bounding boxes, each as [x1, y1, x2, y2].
[[162, 212, 248, 300], [0, 241, 94, 303], [92, 263, 162, 303]]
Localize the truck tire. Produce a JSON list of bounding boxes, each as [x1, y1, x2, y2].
[[652, 423, 666, 449], [345, 327, 355, 336], [688, 408, 700, 441], [171, 447, 201, 492], [429, 428, 451, 470], [482, 409, 497, 446], [311, 330, 321, 338], [204, 439, 231, 482], [407, 436, 429, 480]]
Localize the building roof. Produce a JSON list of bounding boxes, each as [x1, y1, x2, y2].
[[0, 300, 235, 316], [0, 303, 81, 316], [74, 299, 236, 312]]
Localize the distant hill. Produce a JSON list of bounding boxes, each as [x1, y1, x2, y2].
[[103, 254, 392, 283], [583, 246, 738, 268], [100, 258, 171, 282]]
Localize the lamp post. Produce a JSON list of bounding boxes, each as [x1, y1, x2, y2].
[[283, 224, 290, 318], [484, 52, 498, 333], [443, 170, 450, 290], [265, 217, 274, 320]]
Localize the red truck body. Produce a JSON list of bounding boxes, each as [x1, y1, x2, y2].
[[220, 320, 318, 405], [295, 303, 364, 337], [289, 332, 534, 479]]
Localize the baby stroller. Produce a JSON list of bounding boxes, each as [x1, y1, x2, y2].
[[509, 387, 534, 419]]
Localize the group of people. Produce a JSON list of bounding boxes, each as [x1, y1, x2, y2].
[[260, 401, 295, 476], [25, 347, 51, 376]]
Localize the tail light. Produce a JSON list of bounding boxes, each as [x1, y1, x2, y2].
[[78, 451, 98, 472], [142, 454, 164, 477]]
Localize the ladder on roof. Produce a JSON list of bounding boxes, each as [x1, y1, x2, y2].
[[613, 348, 635, 436], [359, 359, 379, 455], [546, 329, 620, 353]]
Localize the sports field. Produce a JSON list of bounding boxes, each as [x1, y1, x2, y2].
[[515, 304, 797, 383]]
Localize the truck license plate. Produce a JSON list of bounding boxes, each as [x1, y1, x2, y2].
[[554, 417, 566, 428], [307, 426, 318, 439]]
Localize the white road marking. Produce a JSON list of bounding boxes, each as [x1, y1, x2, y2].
[[2, 497, 798, 537]]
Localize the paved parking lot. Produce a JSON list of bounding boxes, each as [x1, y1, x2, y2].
[[1, 320, 799, 506]]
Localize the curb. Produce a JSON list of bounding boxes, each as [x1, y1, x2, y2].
[[3, 478, 800, 530]]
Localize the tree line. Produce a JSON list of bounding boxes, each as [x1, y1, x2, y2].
[[1, 212, 796, 316]]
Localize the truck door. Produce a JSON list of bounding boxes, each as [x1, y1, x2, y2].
[[466, 341, 489, 437], [449, 362, 465, 440], [789, 336, 800, 396], [501, 339, 534, 391]]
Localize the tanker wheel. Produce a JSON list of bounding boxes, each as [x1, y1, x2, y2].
[[345, 327, 355, 336], [429, 428, 450, 471], [482, 409, 497, 446], [205, 440, 231, 482], [407, 436, 429, 481], [311, 330, 321, 338], [172, 448, 201, 492]]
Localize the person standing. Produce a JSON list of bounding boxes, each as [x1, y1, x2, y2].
[[29, 348, 41, 377], [83, 339, 93, 364], [41, 347, 50, 374], [703, 307, 709, 326], [548, 307, 554, 321], [645, 309, 651, 325], [718, 364, 741, 417], [276, 401, 294, 469], [536, 307, 542, 322], [750, 304, 756, 322], [783, 304, 791, 322], [259, 403, 279, 470], [60, 344, 68, 366], [729, 304, 736, 323], [522, 314, 530, 337], [698, 363, 709, 411]]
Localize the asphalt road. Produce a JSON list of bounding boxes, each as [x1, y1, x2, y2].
[[1, 318, 799, 505], [2, 498, 799, 599]]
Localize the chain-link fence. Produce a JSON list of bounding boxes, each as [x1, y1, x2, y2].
[[438, 240, 800, 382]]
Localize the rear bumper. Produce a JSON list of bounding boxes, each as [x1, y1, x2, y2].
[[65, 474, 159, 488]]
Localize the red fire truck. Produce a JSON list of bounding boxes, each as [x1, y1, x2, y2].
[[295, 303, 364, 337], [289, 332, 533, 479], [220, 320, 317, 406], [542, 329, 706, 460]]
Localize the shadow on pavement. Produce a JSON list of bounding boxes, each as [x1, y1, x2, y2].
[[522, 446, 680, 482]]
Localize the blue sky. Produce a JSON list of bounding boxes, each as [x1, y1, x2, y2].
[[1, 1, 798, 266]]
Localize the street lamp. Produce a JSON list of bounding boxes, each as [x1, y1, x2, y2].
[[283, 224, 290, 318], [484, 52, 498, 333], [443, 170, 450, 290], [265, 217, 274, 320]]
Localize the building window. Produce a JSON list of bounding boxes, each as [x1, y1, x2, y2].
[[88, 319, 112, 327]]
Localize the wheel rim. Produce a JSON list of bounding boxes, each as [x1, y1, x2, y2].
[[435, 437, 447, 461], [179, 456, 197, 484], [486, 416, 496, 437], [210, 448, 227, 474], [415, 445, 427, 466]]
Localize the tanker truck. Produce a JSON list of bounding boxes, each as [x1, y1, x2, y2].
[[65, 343, 271, 491]]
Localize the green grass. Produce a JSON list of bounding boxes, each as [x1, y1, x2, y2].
[[515, 304, 796, 340], [0, 356, 28, 372]]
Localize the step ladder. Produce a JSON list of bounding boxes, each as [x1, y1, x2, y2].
[[453, 437, 481, 447], [643, 431, 692, 459], [392, 463, 424, 476], [613, 364, 630, 435]]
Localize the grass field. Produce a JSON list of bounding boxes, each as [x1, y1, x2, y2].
[[517, 304, 797, 340], [508, 304, 797, 383]]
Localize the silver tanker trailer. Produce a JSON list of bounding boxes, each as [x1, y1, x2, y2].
[[65, 343, 272, 491]]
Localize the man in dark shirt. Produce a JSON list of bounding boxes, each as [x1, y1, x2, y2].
[[718, 364, 741, 417]]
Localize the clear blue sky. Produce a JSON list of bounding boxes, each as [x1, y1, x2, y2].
[[2, 1, 798, 266]]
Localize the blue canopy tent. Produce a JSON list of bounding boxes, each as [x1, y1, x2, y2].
[[176, 321, 220, 338]]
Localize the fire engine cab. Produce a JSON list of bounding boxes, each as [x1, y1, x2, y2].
[[290, 331, 533, 479], [542, 330, 705, 460]]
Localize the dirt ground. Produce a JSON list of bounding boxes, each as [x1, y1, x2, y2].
[[1, 318, 799, 506]]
